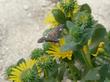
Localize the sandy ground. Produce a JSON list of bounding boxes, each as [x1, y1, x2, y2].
[[0, 0, 110, 82], [0, 0, 56, 81]]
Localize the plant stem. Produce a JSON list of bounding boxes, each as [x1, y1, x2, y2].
[[81, 49, 93, 69]]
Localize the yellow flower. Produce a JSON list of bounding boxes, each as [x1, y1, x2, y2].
[[92, 42, 105, 56], [47, 38, 73, 60], [44, 12, 59, 27], [98, 42, 104, 48], [44, 0, 79, 27], [44, 2, 64, 28], [9, 59, 36, 82]]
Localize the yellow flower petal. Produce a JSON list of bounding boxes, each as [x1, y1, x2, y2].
[[47, 38, 73, 60], [44, 12, 59, 27], [8, 59, 36, 82]]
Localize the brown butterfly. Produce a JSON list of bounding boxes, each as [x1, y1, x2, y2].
[[37, 24, 65, 43]]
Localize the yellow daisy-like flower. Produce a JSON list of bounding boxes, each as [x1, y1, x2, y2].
[[9, 59, 36, 82], [44, 12, 59, 27], [44, 2, 65, 28], [44, 2, 64, 28], [44, 0, 79, 28], [47, 38, 73, 60]]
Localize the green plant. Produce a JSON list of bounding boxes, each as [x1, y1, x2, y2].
[[6, 0, 110, 82], [31, 48, 44, 59]]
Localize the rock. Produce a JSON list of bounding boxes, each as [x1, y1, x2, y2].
[[23, 5, 29, 10]]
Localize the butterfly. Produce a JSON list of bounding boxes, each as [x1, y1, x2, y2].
[[37, 24, 65, 43]]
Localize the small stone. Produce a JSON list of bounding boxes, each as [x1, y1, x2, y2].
[[0, 60, 3, 63], [36, 27, 39, 30], [23, 5, 29, 10], [27, 13, 32, 17]]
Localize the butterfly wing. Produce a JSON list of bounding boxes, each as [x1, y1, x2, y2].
[[37, 24, 64, 43]]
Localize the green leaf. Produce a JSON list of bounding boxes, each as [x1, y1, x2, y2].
[[73, 11, 91, 27], [60, 41, 77, 52], [43, 42, 51, 52], [105, 32, 110, 53], [99, 64, 110, 82], [80, 28, 92, 45], [66, 21, 78, 34], [31, 48, 44, 59], [64, 35, 74, 43], [90, 24, 107, 49], [52, 9, 66, 24], [57, 63, 66, 81], [5, 65, 16, 77], [67, 62, 81, 80], [82, 67, 100, 81], [60, 35, 81, 52], [80, 4, 91, 14], [66, 21, 74, 29], [104, 78, 110, 82], [17, 58, 25, 65], [92, 24, 107, 42]]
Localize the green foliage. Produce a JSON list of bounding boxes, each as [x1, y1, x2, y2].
[[31, 48, 44, 59], [91, 24, 107, 43], [5, 65, 15, 78], [105, 32, 110, 53], [52, 9, 66, 24], [104, 78, 110, 82], [81, 64, 110, 82], [89, 24, 107, 52], [66, 21, 77, 34], [43, 42, 51, 53], [21, 65, 39, 82], [80, 4, 91, 14], [17, 58, 25, 65], [73, 11, 91, 27], [60, 0, 76, 14], [98, 64, 110, 82], [61, 35, 76, 51], [82, 67, 100, 82]]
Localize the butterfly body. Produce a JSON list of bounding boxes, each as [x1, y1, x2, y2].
[[38, 24, 64, 43]]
